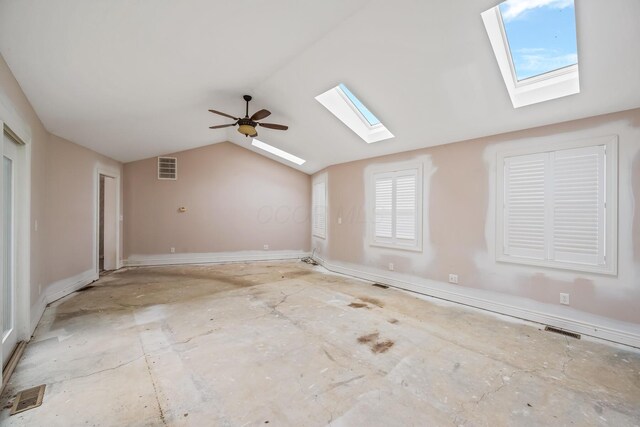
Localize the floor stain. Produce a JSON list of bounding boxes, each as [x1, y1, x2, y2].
[[358, 297, 384, 307], [372, 340, 394, 354], [388, 318, 399, 324], [357, 332, 394, 354], [348, 303, 370, 309]]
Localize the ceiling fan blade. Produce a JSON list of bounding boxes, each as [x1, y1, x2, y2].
[[250, 109, 271, 121], [208, 109, 239, 120], [209, 123, 236, 129], [259, 123, 288, 130]]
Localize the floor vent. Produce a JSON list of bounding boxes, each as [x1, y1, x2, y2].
[[372, 283, 389, 289], [10, 384, 46, 415], [545, 326, 581, 340]]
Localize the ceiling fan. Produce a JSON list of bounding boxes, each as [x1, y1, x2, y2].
[[209, 95, 288, 138]]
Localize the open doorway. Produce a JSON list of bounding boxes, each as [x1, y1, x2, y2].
[[98, 175, 117, 273]]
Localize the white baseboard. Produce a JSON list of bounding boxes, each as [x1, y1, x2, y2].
[[29, 268, 98, 336], [124, 250, 310, 267], [313, 255, 640, 349], [45, 269, 98, 304], [30, 294, 47, 336]]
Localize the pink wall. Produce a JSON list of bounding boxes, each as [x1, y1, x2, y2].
[[123, 142, 310, 257], [0, 53, 122, 313], [312, 109, 640, 325]]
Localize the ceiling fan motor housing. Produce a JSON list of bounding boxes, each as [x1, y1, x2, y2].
[[237, 117, 257, 136]]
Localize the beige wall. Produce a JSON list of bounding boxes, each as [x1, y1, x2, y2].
[[313, 109, 640, 325], [123, 142, 310, 258], [0, 54, 122, 316]]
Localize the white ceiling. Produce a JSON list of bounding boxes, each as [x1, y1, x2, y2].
[[1, 0, 639, 174]]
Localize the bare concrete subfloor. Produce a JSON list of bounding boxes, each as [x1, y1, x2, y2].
[[1, 261, 639, 426]]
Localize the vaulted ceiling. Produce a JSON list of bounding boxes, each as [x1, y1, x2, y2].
[[1, 0, 639, 173]]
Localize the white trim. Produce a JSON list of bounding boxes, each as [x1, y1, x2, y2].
[[312, 255, 640, 349], [367, 161, 423, 252], [29, 269, 98, 335], [95, 166, 122, 276], [30, 294, 46, 336], [312, 175, 327, 239], [496, 135, 618, 275], [481, 6, 579, 108], [315, 85, 394, 143], [44, 269, 98, 304], [124, 250, 310, 267]]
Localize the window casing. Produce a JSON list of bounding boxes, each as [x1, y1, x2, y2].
[[496, 136, 618, 274], [370, 165, 422, 251], [312, 179, 327, 238]]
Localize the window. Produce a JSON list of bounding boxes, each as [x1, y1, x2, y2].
[[496, 136, 618, 274], [312, 179, 327, 238], [481, 0, 579, 108], [371, 166, 422, 251], [315, 84, 394, 143]]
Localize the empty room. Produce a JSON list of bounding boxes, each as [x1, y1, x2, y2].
[[0, 0, 639, 425]]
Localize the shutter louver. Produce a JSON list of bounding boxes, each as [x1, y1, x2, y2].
[[395, 172, 417, 242], [551, 145, 605, 265], [504, 153, 547, 260], [374, 176, 393, 239], [313, 181, 326, 238]]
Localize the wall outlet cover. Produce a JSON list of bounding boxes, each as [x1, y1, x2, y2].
[[560, 293, 570, 305], [388, 263, 394, 271], [448, 274, 459, 284]]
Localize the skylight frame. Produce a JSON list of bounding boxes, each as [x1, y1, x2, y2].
[[251, 138, 306, 165], [481, 2, 580, 108], [315, 84, 394, 144]]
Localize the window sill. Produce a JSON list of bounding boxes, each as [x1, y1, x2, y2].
[[370, 241, 422, 253], [496, 255, 617, 276]]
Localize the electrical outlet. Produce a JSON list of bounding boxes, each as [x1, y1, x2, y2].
[[34, 220, 38, 232], [264, 244, 269, 250], [448, 274, 459, 284], [388, 263, 394, 271], [560, 293, 570, 305], [170, 247, 175, 253], [338, 217, 342, 225]]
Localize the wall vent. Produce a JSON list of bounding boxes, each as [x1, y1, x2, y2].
[[158, 157, 177, 180], [544, 326, 581, 340]]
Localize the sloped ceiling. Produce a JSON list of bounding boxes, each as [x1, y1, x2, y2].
[[1, 0, 639, 174]]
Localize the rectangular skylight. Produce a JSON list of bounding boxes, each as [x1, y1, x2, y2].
[[498, 0, 578, 81], [315, 84, 393, 143], [251, 139, 306, 165], [481, 0, 580, 108], [338, 83, 381, 126]]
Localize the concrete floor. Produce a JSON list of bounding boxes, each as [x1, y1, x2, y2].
[[1, 261, 639, 426]]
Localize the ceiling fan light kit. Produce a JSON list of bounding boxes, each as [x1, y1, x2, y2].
[[209, 95, 288, 138]]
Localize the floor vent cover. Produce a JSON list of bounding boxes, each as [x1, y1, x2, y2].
[[372, 283, 389, 289], [10, 384, 45, 415], [545, 326, 581, 340]]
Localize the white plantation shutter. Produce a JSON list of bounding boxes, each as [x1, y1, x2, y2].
[[551, 145, 605, 265], [501, 144, 608, 269], [504, 153, 547, 260], [395, 171, 418, 244], [375, 175, 393, 240], [373, 168, 420, 248], [312, 181, 326, 238]]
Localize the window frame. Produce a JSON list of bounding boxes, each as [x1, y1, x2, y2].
[[312, 177, 327, 239], [369, 163, 423, 252], [496, 135, 618, 275], [481, 4, 580, 108]]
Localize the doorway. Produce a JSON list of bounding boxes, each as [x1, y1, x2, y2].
[[98, 175, 117, 273], [2, 133, 18, 366]]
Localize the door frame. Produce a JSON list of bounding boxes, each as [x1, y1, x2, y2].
[[0, 119, 32, 377], [94, 167, 121, 276]]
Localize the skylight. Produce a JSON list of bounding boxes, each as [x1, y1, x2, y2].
[[338, 83, 381, 126], [315, 84, 393, 143], [251, 139, 306, 165], [481, 0, 580, 108], [498, 0, 578, 81]]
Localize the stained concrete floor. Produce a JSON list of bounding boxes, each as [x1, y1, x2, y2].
[[1, 261, 639, 426]]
